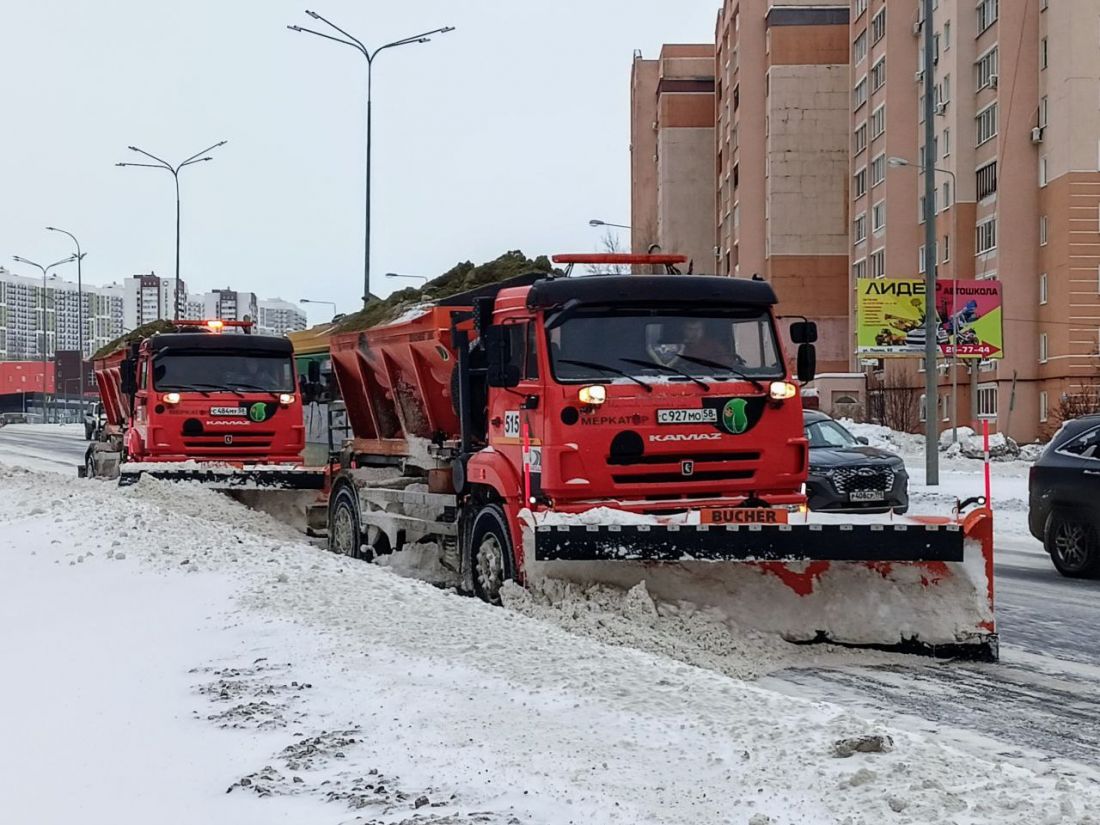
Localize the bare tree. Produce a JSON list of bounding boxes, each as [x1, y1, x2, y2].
[[866, 366, 922, 433], [587, 229, 631, 275]]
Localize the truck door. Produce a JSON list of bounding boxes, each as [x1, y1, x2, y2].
[[492, 321, 543, 503]]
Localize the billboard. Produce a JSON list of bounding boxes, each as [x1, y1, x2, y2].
[[856, 278, 1003, 359]]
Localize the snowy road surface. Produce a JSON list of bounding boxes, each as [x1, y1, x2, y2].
[[2, 425, 1100, 823], [0, 422, 87, 471]]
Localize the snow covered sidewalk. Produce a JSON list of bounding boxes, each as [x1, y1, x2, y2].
[[1, 463, 1097, 825]]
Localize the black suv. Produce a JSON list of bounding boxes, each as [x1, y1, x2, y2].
[[1028, 414, 1100, 578], [804, 410, 909, 514]]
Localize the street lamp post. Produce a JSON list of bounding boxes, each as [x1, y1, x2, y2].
[[289, 11, 454, 309], [384, 272, 428, 284], [300, 298, 338, 318], [46, 226, 87, 417], [588, 219, 632, 230], [12, 254, 76, 422], [116, 140, 228, 320], [888, 156, 961, 444]]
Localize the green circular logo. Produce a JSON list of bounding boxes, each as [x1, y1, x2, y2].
[[249, 403, 269, 423], [722, 398, 749, 434]]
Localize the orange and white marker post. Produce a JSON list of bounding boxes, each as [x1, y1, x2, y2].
[[983, 418, 992, 507]]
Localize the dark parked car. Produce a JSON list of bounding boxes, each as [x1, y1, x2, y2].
[[803, 410, 909, 514], [1028, 414, 1100, 578]]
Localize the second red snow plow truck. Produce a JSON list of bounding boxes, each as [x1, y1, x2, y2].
[[83, 319, 322, 490], [316, 254, 997, 659]]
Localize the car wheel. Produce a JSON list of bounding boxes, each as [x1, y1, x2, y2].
[[1045, 511, 1100, 579], [468, 503, 516, 605]]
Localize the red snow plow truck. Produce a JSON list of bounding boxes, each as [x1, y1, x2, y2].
[[82, 319, 322, 490], [313, 254, 997, 659]]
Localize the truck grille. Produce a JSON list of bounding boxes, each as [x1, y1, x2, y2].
[[608, 450, 758, 486], [182, 430, 275, 455], [832, 467, 894, 494]]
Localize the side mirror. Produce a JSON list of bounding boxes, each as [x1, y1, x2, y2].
[[120, 358, 137, 396], [790, 320, 818, 344], [484, 325, 521, 388], [856, 436, 870, 445], [796, 343, 816, 384], [307, 359, 321, 384]]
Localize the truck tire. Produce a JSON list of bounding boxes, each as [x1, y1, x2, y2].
[[329, 486, 366, 560], [1045, 510, 1100, 579], [468, 503, 516, 605]]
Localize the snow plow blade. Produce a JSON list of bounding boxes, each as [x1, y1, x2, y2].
[[527, 510, 997, 662], [117, 465, 325, 490], [533, 523, 963, 562]]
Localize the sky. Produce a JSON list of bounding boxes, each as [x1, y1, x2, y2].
[[0, 0, 719, 325]]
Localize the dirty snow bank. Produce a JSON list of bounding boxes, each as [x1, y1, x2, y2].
[[2, 462, 1098, 825]]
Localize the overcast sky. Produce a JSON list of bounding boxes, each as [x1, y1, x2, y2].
[[0, 0, 717, 324]]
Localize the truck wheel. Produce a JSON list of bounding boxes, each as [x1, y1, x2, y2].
[[469, 504, 516, 605], [1045, 511, 1100, 579], [329, 487, 366, 560], [84, 451, 96, 479]]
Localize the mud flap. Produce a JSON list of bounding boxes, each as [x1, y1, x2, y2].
[[533, 523, 964, 562]]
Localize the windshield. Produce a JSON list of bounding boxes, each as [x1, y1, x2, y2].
[[152, 352, 295, 393], [805, 419, 858, 448], [548, 308, 783, 382]]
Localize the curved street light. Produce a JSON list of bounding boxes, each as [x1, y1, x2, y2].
[[385, 272, 429, 283], [300, 298, 338, 318], [289, 11, 454, 309], [12, 254, 77, 419], [116, 140, 228, 320], [588, 218, 632, 230]]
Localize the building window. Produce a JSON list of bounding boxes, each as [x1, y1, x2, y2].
[[854, 121, 868, 155], [943, 127, 951, 156], [943, 20, 951, 50], [919, 243, 939, 273], [854, 0, 868, 17], [977, 383, 997, 418], [871, 248, 886, 278], [1040, 214, 1048, 245], [976, 161, 998, 200], [853, 76, 868, 110], [871, 8, 886, 43], [1040, 391, 1048, 423], [1039, 332, 1049, 363], [943, 234, 951, 262], [1040, 156, 1049, 187], [853, 258, 868, 279], [872, 201, 886, 232], [871, 57, 886, 91], [854, 214, 867, 243], [854, 167, 868, 198], [976, 218, 997, 254], [870, 104, 886, 138], [943, 180, 952, 208], [1040, 96, 1049, 128], [1040, 272, 1048, 304], [854, 30, 868, 64], [871, 153, 886, 187], [977, 0, 998, 34], [976, 47, 998, 90], [1040, 37, 1048, 69], [976, 103, 998, 145]]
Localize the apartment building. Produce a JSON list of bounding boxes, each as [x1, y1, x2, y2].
[[0, 267, 125, 359], [123, 273, 190, 330], [204, 288, 259, 324], [713, 1, 852, 372], [849, 0, 1098, 441], [630, 44, 717, 269], [257, 298, 307, 337]]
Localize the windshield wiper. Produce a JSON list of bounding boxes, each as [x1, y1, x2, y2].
[[230, 382, 283, 394], [166, 382, 245, 398], [673, 355, 767, 392], [555, 359, 653, 392], [619, 357, 708, 390]]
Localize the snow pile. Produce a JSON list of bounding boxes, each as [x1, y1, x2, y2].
[[3, 461, 1099, 824], [939, 426, 1020, 461], [840, 419, 923, 456]]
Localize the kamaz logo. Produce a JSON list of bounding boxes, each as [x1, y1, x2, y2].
[[863, 281, 927, 296], [648, 433, 722, 442]]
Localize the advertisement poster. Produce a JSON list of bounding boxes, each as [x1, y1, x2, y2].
[[856, 278, 1004, 358]]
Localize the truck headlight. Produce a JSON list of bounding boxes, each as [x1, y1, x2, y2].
[[278, 393, 294, 405], [769, 381, 798, 400], [578, 385, 606, 406], [162, 392, 181, 405]]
